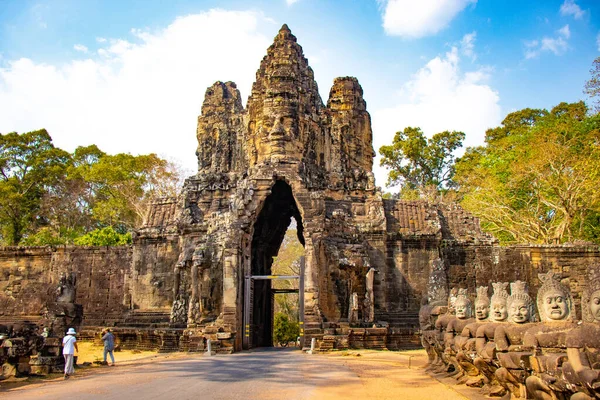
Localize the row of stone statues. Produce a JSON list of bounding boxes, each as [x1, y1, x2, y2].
[[420, 269, 600, 400]]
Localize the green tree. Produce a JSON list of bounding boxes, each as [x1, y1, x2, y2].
[[0, 130, 185, 246], [272, 227, 305, 320], [273, 312, 300, 347], [73, 226, 132, 246], [585, 56, 600, 113], [0, 130, 70, 245], [35, 144, 107, 244], [379, 127, 465, 194], [455, 102, 600, 244], [79, 152, 180, 229]]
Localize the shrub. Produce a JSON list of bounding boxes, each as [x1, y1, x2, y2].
[[273, 312, 299, 347], [74, 227, 132, 246]]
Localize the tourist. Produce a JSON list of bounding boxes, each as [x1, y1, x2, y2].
[[62, 327, 78, 379], [102, 328, 115, 366]]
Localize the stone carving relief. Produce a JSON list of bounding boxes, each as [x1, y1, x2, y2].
[[420, 267, 600, 400]]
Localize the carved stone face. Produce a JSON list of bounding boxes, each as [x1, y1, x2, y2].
[[543, 289, 568, 321], [256, 112, 299, 162], [455, 299, 471, 319], [509, 299, 530, 323], [589, 289, 600, 322], [491, 300, 508, 322], [475, 301, 489, 321]]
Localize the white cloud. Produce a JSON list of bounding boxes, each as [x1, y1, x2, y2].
[[371, 47, 501, 188], [381, 0, 477, 38], [560, 0, 585, 19], [460, 31, 477, 60], [286, 0, 299, 5], [558, 24, 570, 39], [541, 36, 568, 54], [96, 37, 107, 43], [524, 25, 570, 59], [0, 10, 272, 173], [73, 44, 89, 53]]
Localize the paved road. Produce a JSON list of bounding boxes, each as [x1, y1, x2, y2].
[[1, 349, 363, 400]]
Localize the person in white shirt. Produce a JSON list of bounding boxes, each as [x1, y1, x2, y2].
[[62, 327, 79, 379]]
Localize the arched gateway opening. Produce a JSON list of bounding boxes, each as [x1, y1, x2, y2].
[[245, 180, 304, 349]]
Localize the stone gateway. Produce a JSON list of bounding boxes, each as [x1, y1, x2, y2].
[[1, 26, 600, 371]]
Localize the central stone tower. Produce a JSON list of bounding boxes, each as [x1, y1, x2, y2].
[[133, 24, 492, 352], [176, 24, 379, 348]]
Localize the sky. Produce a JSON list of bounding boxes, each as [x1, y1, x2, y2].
[[0, 0, 598, 189]]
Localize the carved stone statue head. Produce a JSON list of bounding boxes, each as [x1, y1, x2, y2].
[[427, 258, 448, 307], [582, 264, 600, 323], [454, 288, 473, 319], [490, 282, 510, 322], [474, 286, 490, 321], [536, 272, 575, 322], [447, 287, 459, 315], [255, 110, 300, 163], [508, 281, 536, 324]]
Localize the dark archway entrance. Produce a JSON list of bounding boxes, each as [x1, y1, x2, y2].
[[245, 181, 304, 348]]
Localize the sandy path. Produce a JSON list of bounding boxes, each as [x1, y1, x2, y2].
[[1, 348, 484, 400]]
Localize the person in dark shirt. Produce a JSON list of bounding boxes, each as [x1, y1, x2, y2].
[[102, 328, 115, 366]]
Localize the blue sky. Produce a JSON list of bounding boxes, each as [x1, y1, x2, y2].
[[1, 0, 598, 187]]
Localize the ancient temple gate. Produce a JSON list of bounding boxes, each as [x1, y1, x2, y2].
[[243, 257, 305, 349], [131, 24, 498, 353]]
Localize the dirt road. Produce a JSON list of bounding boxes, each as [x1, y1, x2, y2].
[[0, 349, 483, 400]]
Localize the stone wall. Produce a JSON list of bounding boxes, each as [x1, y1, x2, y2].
[[381, 238, 600, 321], [127, 236, 180, 311], [0, 246, 131, 327], [0, 238, 598, 351]]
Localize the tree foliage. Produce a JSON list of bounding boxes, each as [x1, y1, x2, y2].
[[455, 102, 600, 245], [73, 227, 132, 246], [0, 129, 184, 246], [585, 56, 600, 114], [273, 312, 300, 347], [379, 127, 465, 193], [272, 226, 305, 320], [0, 130, 70, 245]]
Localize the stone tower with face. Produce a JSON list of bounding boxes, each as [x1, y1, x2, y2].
[[536, 271, 575, 322]]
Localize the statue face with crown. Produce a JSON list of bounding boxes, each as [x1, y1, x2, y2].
[[590, 290, 600, 321], [542, 289, 568, 320], [491, 300, 508, 322], [582, 265, 600, 323], [455, 289, 472, 319], [509, 299, 531, 323], [490, 282, 509, 322], [508, 281, 534, 324], [536, 272, 574, 322], [475, 286, 490, 321], [475, 301, 489, 320]]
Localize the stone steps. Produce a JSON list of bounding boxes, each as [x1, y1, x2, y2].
[[375, 311, 419, 327], [116, 310, 171, 328]]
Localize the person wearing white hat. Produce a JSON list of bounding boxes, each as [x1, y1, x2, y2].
[[62, 327, 79, 379]]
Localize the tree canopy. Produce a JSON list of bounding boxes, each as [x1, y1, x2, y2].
[[585, 56, 600, 113], [0, 130, 70, 245], [0, 129, 184, 246], [455, 101, 600, 245], [378, 127, 465, 196]]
